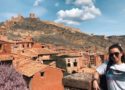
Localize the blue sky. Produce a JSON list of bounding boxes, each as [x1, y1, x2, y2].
[[1, 0, 125, 36]]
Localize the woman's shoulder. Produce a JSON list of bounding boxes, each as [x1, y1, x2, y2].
[[96, 61, 108, 74], [97, 61, 108, 68], [111, 63, 125, 72]]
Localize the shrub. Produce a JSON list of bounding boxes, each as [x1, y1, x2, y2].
[[0, 64, 28, 90]]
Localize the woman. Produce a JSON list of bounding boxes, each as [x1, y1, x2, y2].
[[93, 44, 125, 90]]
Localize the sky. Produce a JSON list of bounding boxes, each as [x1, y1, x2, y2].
[[1, 0, 125, 36]]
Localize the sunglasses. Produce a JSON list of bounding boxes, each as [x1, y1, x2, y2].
[[109, 52, 120, 57]]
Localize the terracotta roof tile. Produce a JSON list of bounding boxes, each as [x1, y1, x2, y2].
[[18, 62, 47, 77], [14, 58, 48, 77], [12, 53, 29, 60], [29, 48, 57, 55], [0, 53, 13, 61], [20, 49, 38, 57], [32, 43, 42, 48]]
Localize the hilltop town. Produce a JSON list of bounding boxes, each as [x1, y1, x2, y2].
[[0, 13, 117, 90]]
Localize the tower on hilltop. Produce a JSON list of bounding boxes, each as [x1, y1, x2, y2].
[[29, 13, 36, 18]]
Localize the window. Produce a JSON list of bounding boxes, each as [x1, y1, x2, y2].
[[32, 57, 37, 60], [27, 44, 29, 48], [72, 70, 77, 74], [68, 59, 70, 62], [40, 72, 44, 76], [90, 55, 95, 65], [0, 44, 2, 50], [67, 63, 71, 67], [73, 62, 77, 67], [22, 50, 24, 53], [22, 44, 25, 48], [42, 46, 44, 48]]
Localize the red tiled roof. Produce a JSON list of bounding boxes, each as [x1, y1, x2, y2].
[[17, 62, 47, 77], [13, 57, 48, 77], [29, 48, 57, 55], [13, 54, 63, 77], [0, 40, 12, 44], [20, 49, 38, 57], [11, 53, 29, 59], [0, 53, 13, 61], [32, 43, 42, 48], [12, 50, 37, 58]]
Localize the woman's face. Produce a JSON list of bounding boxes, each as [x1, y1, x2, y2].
[[109, 48, 123, 64]]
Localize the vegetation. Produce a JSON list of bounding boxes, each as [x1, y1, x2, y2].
[[0, 65, 28, 90]]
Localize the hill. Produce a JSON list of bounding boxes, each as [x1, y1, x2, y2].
[[1, 14, 125, 52]]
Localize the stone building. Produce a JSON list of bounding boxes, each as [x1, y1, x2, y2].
[[13, 56, 64, 90]]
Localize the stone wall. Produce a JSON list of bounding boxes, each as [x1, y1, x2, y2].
[[63, 73, 93, 90]]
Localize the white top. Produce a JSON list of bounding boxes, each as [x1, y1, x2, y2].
[[96, 61, 125, 90]]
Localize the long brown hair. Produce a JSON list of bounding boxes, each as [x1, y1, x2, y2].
[[106, 43, 125, 72]]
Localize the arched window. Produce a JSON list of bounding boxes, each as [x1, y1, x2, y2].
[[73, 62, 77, 67], [67, 63, 71, 67], [72, 70, 77, 74]]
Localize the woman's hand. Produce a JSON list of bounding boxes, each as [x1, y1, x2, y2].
[[93, 80, 100, 90], [93, 71, 101, 90]]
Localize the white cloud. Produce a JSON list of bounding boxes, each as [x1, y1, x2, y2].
[[84, 6, 101, 16], [55, 0, 101, 25], [55, 8, 83, 25], [66, 0, 95, 6], [55, 18, 79, 25], [57, 8, 83, 19], [33, 0, 43, 7], [82, 12, 95, 20]]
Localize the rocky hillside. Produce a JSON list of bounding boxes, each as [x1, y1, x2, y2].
[[1, 16, 125, 52]]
